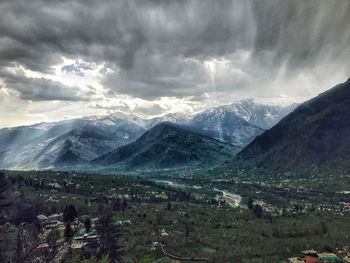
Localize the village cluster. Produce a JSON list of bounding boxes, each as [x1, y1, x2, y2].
[[3, 211, 102, 261], [288, 249, 350, 263], [35, 212, 100, 255]]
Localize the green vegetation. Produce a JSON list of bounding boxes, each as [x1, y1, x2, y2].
[[0, 169, 350, 262]]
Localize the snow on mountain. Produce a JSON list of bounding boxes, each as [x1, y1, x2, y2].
[[0, 99, 297, 169], [185, 99, 298, 146], [224, 98, 298, 129], [144, 113, 190, 129], [189, 107, 264, 146], [236, 79, 350, 169]]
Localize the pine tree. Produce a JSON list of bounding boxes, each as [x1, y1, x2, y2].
[[84, 217, 91, 233], [64, 223, 74, 239], [0, 171, 9, 199], [15, 233, 24, 262], [247, 197, 254, 210], [253, 204, 264, 219], [63, 204, 77, 223], [96, 213, 124, 262]]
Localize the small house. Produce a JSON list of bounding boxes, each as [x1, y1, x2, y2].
[[48, 213, 63, 221], [317, 252, 343, 262], [37, 214, 48, 224], [288, 257, 304, 263], [302, 250, 319, 257]]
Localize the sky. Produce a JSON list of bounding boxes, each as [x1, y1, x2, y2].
[[0, 0, 350, 128]]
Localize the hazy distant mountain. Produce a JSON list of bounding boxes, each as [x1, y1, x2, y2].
[[189, 107, 264, 146], [0, 118, 146, 169], [224, 99, 298, 129], [144, 113, 189, 129], [93, 122, 240, 170], [0, 99, 296, 170], [236, 78, 350, 169], [32, 128, 115, 168], [187, 99, 297, 146]]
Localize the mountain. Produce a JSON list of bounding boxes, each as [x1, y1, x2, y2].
[[0, 117, 146, 169], [0, 112, 190, 169], [93, 122, 240, 170], [187, 99, 297, 146], [224, 99, 298, 130], [0, 100, 295, 170], [31, 128, 115, 168], [144, 113, 189, 129], [189, 107, 265, 146], [236, 78, 350, 169]]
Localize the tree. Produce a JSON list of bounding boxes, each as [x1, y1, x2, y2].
[[113, 199, 121, 212], [253, 204, 264, 219], [84, 217, 91, 233], [15, 233, 24, 262], [13, 204, 37, 225], [122, 199, 128, 213], [156, 211, 163, 225], [0, 172, 11, 259], [96, 213, 124, 262], [185, 221, 190, 238], [64, 223, 74, 239], [266, 213, 273, 223], [46, 229, 60, 257], [63, 204, 77, 223], [0, 171, 9, 199], [19, 222, 41, 261], [68, 253, 80, 263], [138, 255, 153, 263], [100, 254, 110, 263], [247, 197, 254, 210], [320, 221, 328, 235], [0, 226, 15, 262]]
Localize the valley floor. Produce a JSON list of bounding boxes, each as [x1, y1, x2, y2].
[[1, 169, 350, 263]]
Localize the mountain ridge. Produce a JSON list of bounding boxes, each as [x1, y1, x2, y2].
[[93, 122, 240, 170], [236, 78, 350, 169], [0, 99, 296, 170]]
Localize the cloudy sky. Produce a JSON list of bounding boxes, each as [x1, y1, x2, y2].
[[0, 0, 350, 128]]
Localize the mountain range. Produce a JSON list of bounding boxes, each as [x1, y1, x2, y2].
[[2, 78, 349, 172], [188, 99, 297, 146], [236, 78, 350, 170], [0, 99, 296, 170], [93, 122, 240, 170]]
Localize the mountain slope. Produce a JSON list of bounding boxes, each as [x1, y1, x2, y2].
[[225, 99, 298, 129], [187, 99, 297, 146], [145, 113, 189, 129], [189, 107, 265, 146], [236, 78, 350, 169], [93, 122, 240, 170], [31, 128, 116, 169], [0, 118, 146, 169], [0, 100, 296, 170]]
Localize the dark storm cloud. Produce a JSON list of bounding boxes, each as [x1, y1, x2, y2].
[[0, 0, 146, 72], [0, 0, 349, 101], [0, 69, 88, 101], [251, 0, 350, 68]]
